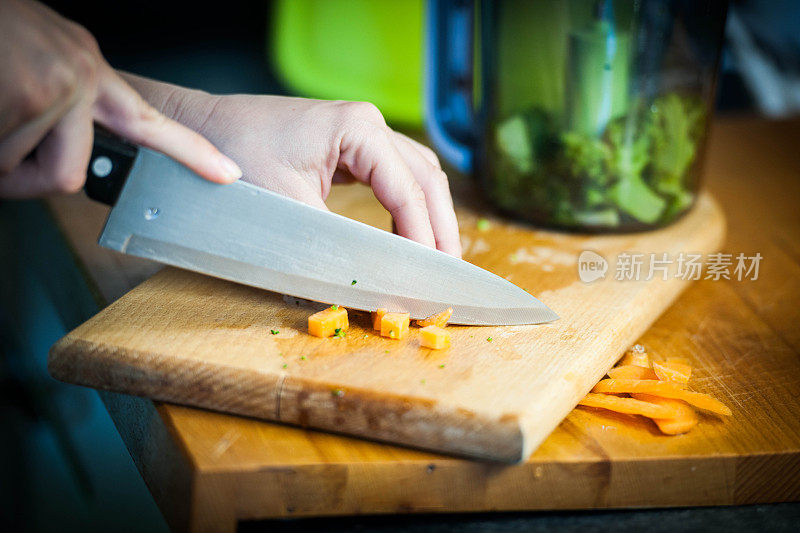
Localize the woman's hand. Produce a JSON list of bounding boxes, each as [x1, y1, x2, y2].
[[0, 0, 241, 198], [127, 76, 462, 256]]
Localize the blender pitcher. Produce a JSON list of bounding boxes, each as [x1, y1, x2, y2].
[[426, 0, 728, 232]]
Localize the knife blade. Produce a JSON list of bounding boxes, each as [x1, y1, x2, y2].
[[85, 129, 558, 325]]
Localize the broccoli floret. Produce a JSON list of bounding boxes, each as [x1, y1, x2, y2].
[[559, 131, 612, 185], [648, 94, 704, 197], [604, 116, 666, 224]]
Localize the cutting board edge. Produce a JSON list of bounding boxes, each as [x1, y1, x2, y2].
[[48, 335, 283, 421], [48, 335, 527, 463], [277, 375, 527, 463]]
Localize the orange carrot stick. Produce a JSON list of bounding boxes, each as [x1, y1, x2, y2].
[[578, 393, 679, 419], [632, 393, 699, 435], [416, 307, 453, 328], [653, 360, 692, 384], [607, 365, 659, 380], [618, 346, 651, 368], [591, 379, 732, 416]]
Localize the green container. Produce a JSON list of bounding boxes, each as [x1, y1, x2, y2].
[[428, 0, 729, 232], [271, 0, 425, 127]]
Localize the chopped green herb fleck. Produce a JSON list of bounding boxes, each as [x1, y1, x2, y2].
[[331, 304, 339, 310], [487, 337, 493, 342], [351, 280, 357, 285], [363, 334, 368, 339], [282, 363, 288, 369], [331, 389, 345, 398], [270, 329, 279, 335], [385, 350, 390, 353], [300, 356, 307, 361], [420, 379, 426, 385], [334, 328, 346, 338], [389, 329, 396, 338], [439, 364, 445, 369], [476, 218, 491, 232]]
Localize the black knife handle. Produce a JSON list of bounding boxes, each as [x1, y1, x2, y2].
[[84, 126, 138, 206]]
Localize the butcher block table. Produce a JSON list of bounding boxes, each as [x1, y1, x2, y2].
[[43, 116, 800, 531]]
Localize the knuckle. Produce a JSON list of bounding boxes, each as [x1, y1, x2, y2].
[[70, 48, 99, 86], [72, 23, 100, 54], [424, 147, 442, 169], [408, 180, 428, 207], [21, 64, 77, 118], [126, 99, 168, 137], [433, 168, 449, 187], [340, 101, 386, 126]]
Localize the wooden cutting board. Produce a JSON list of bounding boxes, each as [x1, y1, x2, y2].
[[49, 193, 725, 462]]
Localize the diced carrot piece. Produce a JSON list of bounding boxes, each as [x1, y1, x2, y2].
[[591, 379, 732, 416], [381, 312, 410, 340], [632, 394, 699, 435], [578, 393, 679, 419], [416, 308, 453, 328], [607, 365, 659, 380], [653, 360, 692, 384], [308, 306, 349, 338], [618, 345, 651, 368], [371, 308, 387, 331], [420, 325, 450, 350]]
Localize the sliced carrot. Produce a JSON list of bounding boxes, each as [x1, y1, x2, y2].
[[308, 306, 349, 338], [618, 346, 651, 368], [607, 365, 659, 380], [380, 312, 410, 340], [416, 307, 453, 328], [653, 360, 692, 384], [578, 393, 679, 419], [592, 379, 732, 416], [632, 394, 699, 435], [420, 325, 450, 350], [371, 308, 387, 331]]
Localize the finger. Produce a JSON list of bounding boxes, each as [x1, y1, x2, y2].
[[392, 131, 442, 169], [265, 169, 331, 212], [0, 88, 77, 175], [392, 134, 462, 257], [0, 98, 93, 198], [92, 67, 242, 184], [338, 125, 436, 248]]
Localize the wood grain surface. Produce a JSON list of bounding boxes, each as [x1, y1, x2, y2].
[[49, 188, 724, 463], [44, 117, 800, 532]]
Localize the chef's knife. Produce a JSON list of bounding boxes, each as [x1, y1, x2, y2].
[[84, 129, 558, 325]]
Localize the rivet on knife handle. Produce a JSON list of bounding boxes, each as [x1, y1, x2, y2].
[[84, 126, 138, 206]]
